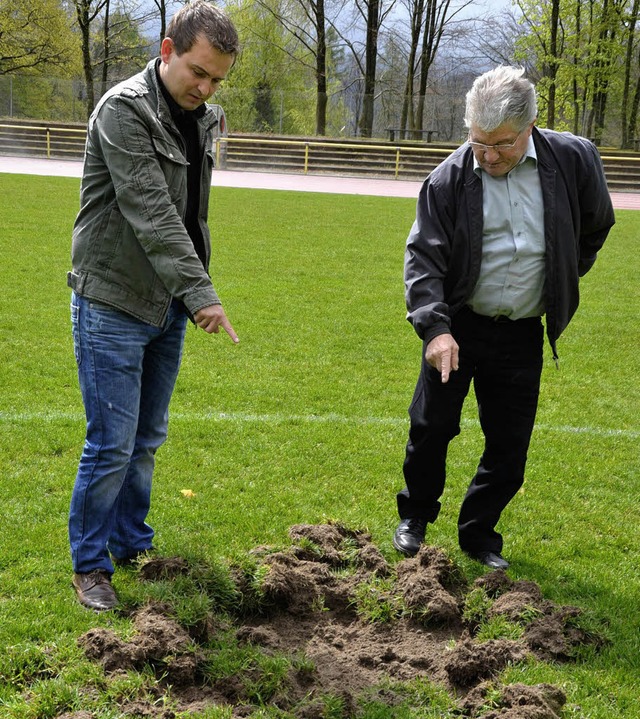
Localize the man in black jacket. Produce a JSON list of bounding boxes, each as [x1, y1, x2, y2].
[[393, 66, 615, 569]]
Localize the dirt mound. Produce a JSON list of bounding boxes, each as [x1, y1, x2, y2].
[[73, 524, 604, 718], [78, 606, 203, 686]]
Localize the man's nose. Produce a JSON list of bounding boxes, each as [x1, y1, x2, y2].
[[197, 79, 213, 98]]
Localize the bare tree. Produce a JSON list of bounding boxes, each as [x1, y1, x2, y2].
[[356, 0, 397, 136], [414, 0, 472, 135], [254, 0, 330, 135], [101, 0, 112, 97], [73, 0, 154, 118], [620, 0, 639, 147], [400, 0, 425, 137], [72, 0, 109, 116], [471, 8, 523, 67], [152, 0, 169, 42], [327, 0, 396, 137], [397, 0, 473, 139]]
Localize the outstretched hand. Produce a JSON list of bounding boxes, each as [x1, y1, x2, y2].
[[425, 333, 459, 383], [194, 304, 239, 343]]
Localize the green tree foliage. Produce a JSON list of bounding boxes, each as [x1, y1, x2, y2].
[[0, 0, 80, 76], [253, 0, 330, 135], [222, 0, 322, 135], [515, 0, 639, 146], [0, 0, 81, 119]]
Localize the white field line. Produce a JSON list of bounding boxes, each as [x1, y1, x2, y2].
[[0, 410, 638, 439]]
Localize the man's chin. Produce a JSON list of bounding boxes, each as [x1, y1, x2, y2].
[[180, 96, 205, 110], [482, 164, 508, 177]]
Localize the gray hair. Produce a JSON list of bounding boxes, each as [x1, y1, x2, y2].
[[166, 0, 239, 57], [464, 66, 537, 133]]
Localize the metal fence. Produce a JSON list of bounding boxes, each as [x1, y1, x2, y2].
[[3, 119, 640, 191], [0, 72, 469, 143]]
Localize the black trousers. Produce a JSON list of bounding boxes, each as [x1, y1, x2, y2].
[[397, 306, 544, 554]]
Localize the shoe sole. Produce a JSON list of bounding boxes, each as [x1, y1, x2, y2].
[[73, 589, 119, 611]]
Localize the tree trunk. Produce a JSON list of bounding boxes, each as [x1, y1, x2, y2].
[[545, 0, 560, 128], [101, 0, 111, 100], [628, 64, 640, 146], [315, 0, 327, 135], [76, 0, 95, 118], [621, 0, 639, 148], [571, 0, 581, 135], [155, 0, 167, 43], [401, 0, 425, 139], [415, 0, 450, 136], [358, 0, 379, 137]]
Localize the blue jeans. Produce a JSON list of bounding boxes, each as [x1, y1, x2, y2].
[[69, 293, 187, 574]]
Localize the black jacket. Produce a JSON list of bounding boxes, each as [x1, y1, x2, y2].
[[405, 127, 615, 358]]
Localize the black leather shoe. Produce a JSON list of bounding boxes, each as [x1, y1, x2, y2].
[[467, 550, 510, 570], [393, 518, 427, 557], [72, 570, 118, 611]]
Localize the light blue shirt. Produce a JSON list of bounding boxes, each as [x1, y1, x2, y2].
[[467, 136, 545, 319]]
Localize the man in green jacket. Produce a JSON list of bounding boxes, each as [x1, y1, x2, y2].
[[68, 1, 239, 610]]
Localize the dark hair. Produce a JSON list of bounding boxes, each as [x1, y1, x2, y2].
[[166, 1, 239, 57]]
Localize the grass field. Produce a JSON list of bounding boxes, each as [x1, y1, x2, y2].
[[0, 171, 638, 718]]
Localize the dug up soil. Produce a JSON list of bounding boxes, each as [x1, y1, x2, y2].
[[65, 524, 603, 718]]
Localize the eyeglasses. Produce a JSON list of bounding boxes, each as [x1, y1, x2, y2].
[[468, 130, 522, 153]]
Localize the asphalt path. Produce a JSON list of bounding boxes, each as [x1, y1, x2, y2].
[[1, 155, 639, 208]]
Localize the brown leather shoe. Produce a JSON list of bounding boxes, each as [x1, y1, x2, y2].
[[72, 570, 118, 611]]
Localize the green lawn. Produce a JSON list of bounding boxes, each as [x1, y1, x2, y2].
[[0, 172, 638, 718]]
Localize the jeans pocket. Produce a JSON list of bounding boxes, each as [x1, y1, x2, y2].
[[86, 300, 131, 335]]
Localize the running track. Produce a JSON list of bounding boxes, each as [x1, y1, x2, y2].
[[2, 155, 639, 209]]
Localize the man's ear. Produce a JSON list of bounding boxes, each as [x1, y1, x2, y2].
[[160, 37, 174, 64]]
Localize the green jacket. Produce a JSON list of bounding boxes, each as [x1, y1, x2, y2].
[[68, 59, 221, 327]]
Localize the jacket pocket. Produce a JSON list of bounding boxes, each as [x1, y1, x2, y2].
[[151, 134, 188, 205]]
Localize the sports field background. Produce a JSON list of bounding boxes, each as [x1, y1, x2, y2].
[[0, 169, 638, 717]]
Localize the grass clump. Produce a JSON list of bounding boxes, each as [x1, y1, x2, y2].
[[475, 615, 525, 642], [351, 576, 404, 623], [201, 631, 291, 704], [462, 586, 493, 629], [0, 644, 60, 690], [359, 677, 459, 719]]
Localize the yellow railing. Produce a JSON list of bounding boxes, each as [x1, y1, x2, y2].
[[3, 122, 640, 185], [214, 135, 453, 179], [0, 123, 86, 159], [1, 122, 452, 177]]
